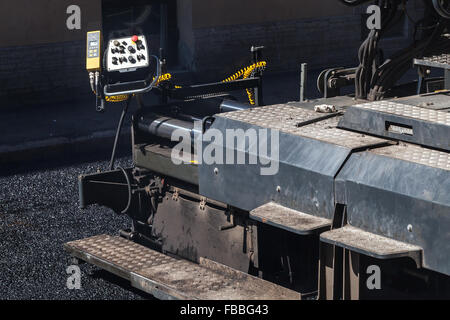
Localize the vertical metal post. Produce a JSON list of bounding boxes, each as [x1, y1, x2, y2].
[[251, 46, 264, 106], [160, 3, 168, 59], [318, 242, 343, 300], [444, 69, 450, 90], [300, 63, 307, 102], [343, 250, 360, 300]]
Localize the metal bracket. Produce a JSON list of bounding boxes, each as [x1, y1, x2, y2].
[[172, 188, 179, 202], [199, 196, 207, 211]]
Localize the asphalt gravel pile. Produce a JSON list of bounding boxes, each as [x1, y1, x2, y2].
[[0, 156, 153, 300]]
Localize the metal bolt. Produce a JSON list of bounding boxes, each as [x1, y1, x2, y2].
[[214, 168, 219, 175], [407, 224, 413, 232], [276, 186, 281, 193]]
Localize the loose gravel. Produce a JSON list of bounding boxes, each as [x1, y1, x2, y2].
[[0, 156, 153, 300]]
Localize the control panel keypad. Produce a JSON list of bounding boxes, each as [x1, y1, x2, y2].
[[107, 35, 149, 72]]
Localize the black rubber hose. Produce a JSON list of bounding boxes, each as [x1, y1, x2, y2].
[[117, 166, 132, 214], [109, 97, 132, 171], [433, 0, 450, 19]]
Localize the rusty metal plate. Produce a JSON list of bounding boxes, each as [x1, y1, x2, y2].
[[64, 235, 300, 300], [320, 226, 422, 267], [250, 202, 331, 235]]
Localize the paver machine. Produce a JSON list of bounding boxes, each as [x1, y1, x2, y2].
[[65, 0, 450, 299]]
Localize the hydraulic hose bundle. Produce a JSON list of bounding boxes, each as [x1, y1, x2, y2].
[[339, 0, 448, 100]]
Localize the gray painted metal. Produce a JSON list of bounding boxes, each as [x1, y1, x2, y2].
[[250, 202, 331, 235], [199, 106, 388, 219], [335, 143, 450, 275], [133, 144, 198, 185], [394, 93, 450, 111], [338, 100, 450, 151], [64, 234, 300, 300]]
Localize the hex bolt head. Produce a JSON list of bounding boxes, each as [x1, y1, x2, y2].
[[407, 224, 413, 232]]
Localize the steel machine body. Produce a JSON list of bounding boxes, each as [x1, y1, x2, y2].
[[65, 0, 450, 299]]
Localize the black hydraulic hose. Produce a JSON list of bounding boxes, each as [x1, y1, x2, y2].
[[117, 166, 132, 214], [109, 97, 132, 171], [433, 0, 450, 19]]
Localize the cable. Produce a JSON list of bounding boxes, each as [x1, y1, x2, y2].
[[117, 166, 132, 214], [109, 97, 131, 171], [433, 0, 450, 19]]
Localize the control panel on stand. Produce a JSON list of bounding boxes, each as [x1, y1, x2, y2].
[[107, 35, 149, 73]]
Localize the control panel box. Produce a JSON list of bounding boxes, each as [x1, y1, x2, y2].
[[106, 35, 149, 73], [86, 31, 101, 71]]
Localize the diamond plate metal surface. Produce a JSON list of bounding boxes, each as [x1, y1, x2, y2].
[[64, 235, 300, 300], [220, 104, 387, 149], [414, 34, 450, 69], [415, 53, 450, 69], [371, 143, 450, 171], [250, 202, 331, 235], [353, 101, 450, 125], [65, 234, 175, 273], [295, 117, 388, 149], [219, 103, 338, 130]]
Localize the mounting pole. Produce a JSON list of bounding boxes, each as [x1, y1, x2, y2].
[[300, 63, 308, 102]]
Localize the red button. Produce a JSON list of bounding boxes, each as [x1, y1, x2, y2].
[[131, 35, 139, 43]]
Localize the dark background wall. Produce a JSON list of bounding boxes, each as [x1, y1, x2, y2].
[[0, 0, 422, 106], [0, 0, 101, 106]]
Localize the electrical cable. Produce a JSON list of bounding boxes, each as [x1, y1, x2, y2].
[[117, 166, 132, 214]]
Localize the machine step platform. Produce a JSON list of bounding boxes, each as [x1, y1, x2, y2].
[[64, 234, 301, 300], [320, 226, 423, 267], [250, 202, 331, 235]]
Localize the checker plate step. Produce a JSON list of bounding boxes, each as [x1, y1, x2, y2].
[[64, 234, 301, 300], [320, 226, 423, 267], [250, 202, 331, 235]]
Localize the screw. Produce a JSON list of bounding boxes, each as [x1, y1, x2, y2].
[[214, 168, 219, 175], [276, 186, 281, 193], [407, 224, 413, 232]]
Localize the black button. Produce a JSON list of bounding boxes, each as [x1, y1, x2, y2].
[[128, 56, 136, 64], [128, 46, 136, 53]]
